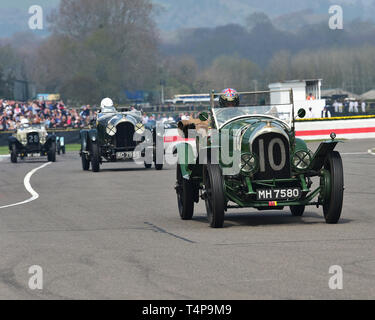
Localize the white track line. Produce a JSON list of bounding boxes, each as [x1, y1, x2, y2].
[[0, 162, 51, 209], [368, 149, 375, 156], [342, 152, 369, 155]]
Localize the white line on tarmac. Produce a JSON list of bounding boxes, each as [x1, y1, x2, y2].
[[0, 162, 51, 209], [368, 149, 375, 156]]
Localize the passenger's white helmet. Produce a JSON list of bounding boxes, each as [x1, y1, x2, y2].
[[100, 97, 114, 108], [100, 98, 116, 113]]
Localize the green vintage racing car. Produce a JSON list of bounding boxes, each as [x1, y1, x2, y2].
[[175, 89, 344, 228]]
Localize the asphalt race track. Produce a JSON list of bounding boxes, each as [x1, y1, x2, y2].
[[0, 139, 374, 300]]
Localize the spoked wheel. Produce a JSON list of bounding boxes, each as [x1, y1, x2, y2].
[[81, 152, 90, 171], [10, 144, 17, 163], [176, 165, 194, 220], [323, 151, 344, 224], [90, 142, 100, 172], [290, 205, 305, 217], [47, 142, 56, 162], [205, 164, 225, 228]]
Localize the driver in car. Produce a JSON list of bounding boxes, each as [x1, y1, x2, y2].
[[219, 88, 240, 107]]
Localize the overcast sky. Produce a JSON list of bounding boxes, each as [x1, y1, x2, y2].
[[0, 0, 374, 38]]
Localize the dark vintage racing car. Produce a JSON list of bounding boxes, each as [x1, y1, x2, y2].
[[175, 90, 344, 228], [8, 120, 57, 163], [80, 102, 163, 172]]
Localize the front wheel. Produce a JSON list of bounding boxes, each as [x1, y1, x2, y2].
[[10, 144, 17, 163], [90, 142, 100, 172], [205, 164, 225, 228], [47, 142, 56, 162], [176, 165, 194, 220], [323, 151, 344, 224], [155, 163, 163, 171]]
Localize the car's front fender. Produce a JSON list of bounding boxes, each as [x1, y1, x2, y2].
[[80, 130, 89, 152], [88, 129, 98, 144], [8, 136, 20, 150], [176, 142, 196, 179], [309, 140, 340, 171]]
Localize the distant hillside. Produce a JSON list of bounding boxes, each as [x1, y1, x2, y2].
[[1, 0, 375, 38], [154, 0, 375, 31]]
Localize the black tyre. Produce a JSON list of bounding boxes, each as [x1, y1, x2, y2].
[[144, 162, 152, 169], [323, 151, 344, 224], [48, 142, 56, 162], [154, 139, 164, 171], [176, 165, 194, 220], [90, 142, 100, 172], [10, 144, 17, 163], [205, 164, 225, 228], [155, 163, 163, 171], [62, 146, 66, 154], [290, 205, 305, 216], [81, 152, 90, 171]]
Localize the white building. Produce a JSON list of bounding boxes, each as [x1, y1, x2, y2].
[[269, 79, 326, 118]]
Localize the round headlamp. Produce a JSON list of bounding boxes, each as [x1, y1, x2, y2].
[[292, 150, 312, 171], [135, 123, 145, 134], [106, 124, 117, 136], [240, 152, 258, 175]]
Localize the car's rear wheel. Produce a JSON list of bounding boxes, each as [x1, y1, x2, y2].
[[205, 164, 225, 228], [323, 151, 344, 224], [144, 162, 152, 169], [90, 142, 100, 172], [10, 144, 17, 163], [290, 205, 305, 216], [48, 142, 56, 162], [62, 146, 66, 154], [176, 165, 194, 220]]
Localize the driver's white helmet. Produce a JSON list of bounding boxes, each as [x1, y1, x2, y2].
[[100, 98, 116, 113], [21, 118, 30, 127]]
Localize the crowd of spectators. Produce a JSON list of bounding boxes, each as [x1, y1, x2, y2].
[[0, 98, 201, 132], [0, 99, 97, 131]]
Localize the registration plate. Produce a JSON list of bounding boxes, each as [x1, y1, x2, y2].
[[257, 188, 301, 201], [116, 151, 141, 160]]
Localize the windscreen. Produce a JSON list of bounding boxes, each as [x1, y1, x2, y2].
[[212, 105, 292, 128], [211, 90, 293, 128]]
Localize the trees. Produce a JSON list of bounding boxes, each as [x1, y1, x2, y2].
[[31, 0, 159, 104], [204, 55, 260, 92]]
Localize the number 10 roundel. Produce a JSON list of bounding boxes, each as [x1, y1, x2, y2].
[[252, 133, 291, 180]]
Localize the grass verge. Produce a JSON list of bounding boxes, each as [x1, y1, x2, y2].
[[0, 144, 81, 155]]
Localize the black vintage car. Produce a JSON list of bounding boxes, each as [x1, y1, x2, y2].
[[8, 122, 57, 163], [80, 107, 163, 172]]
